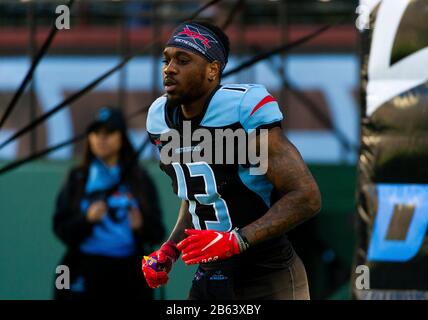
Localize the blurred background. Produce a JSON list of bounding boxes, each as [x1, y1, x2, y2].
[[0, 0, 359, 300]]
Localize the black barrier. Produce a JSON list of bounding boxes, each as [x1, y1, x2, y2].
[[0, 54, 138, 151], [222, 24, 332, 78], [0, 134, 85, 176], [0, 20, 339, 176], [353, 0, 428, 299], [221, 0, 245, 30], [0, 300, 395, 318], [0, 104, 150, 176], [0, 0, 225, 152], [265, 57, 357, 154], [0, 0, 75, 131], [187, 0, 223, 21]]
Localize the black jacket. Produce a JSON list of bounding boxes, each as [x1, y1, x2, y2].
[[53, 164, 165, 255]]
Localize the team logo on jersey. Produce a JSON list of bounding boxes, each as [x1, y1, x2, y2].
[[175, 25, 217, 50], [153, 137, 163, 151], [174, 145, 202, 154], [158, 121, 269, 175]]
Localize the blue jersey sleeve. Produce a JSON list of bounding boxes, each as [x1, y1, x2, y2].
[[239, 85, 283, 132], [146, 96, 169, 135]]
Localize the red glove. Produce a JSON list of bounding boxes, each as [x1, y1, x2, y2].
[[142, 241, 179, 288], [177, 229, 241, 265]]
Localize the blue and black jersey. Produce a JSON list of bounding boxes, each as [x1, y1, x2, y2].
[[147, 84, 295, 270]]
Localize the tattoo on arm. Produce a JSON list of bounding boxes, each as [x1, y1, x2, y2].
[[241, 127, 321, 246]]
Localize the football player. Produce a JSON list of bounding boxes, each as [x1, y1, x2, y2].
[[142, 21, 321, 300]]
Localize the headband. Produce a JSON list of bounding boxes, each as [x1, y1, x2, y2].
[[166, 22, 228, 71]]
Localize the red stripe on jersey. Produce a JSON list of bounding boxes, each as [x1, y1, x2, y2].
[[249, 95, 276, 116]]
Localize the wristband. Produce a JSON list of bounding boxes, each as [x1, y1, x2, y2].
[[232, 227, 250, 253]]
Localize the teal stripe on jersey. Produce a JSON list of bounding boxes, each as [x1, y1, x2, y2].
[[238, 165, 273, 207]]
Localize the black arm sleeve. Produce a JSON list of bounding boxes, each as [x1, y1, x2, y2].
[[53, 169, 95, 248]]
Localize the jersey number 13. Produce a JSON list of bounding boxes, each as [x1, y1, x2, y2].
[[172, 162, 232, 231]]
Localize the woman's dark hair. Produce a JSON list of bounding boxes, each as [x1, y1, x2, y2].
[[82, 129, 137, 174], [72, 128, 138, 209]]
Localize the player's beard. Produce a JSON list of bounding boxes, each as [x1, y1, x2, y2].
[[167, 71, 206, 106]]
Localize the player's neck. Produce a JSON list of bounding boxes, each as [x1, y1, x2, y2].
[[181, 84, 218, 119]]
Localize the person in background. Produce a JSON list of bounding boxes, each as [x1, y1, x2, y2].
[[53, 106, 165, 300]]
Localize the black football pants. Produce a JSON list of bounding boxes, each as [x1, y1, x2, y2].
[[188, 255, 310, 300]]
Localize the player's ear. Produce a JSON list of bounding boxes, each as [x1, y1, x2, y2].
[[207, 61, 221, 82]]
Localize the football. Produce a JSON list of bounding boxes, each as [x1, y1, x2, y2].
[[143, 256, 166, 272]]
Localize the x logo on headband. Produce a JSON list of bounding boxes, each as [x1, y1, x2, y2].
[[175, 25, 218, 50]]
